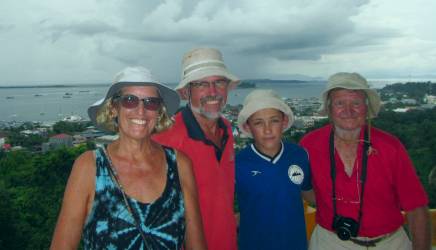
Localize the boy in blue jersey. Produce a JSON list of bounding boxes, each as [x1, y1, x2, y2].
[[236, 89, 315, 250]]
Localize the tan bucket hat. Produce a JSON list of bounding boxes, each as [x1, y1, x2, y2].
[[88, 66, 180, 132], [319, 72, 381, 118], [176, 48, 240, 98], [237, 89, 294, 138]]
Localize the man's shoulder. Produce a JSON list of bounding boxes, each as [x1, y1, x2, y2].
[[283, 141, 308, 156], [300, 125, 330, 145], [371, 126, 403, 147], [220, 116, 231, 125], [236, 144, 253, 159], [153, 114, 188, 147]]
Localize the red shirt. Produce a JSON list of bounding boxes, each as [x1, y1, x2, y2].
[[153, 107, 237, 250], [300, 124, 428, 237]]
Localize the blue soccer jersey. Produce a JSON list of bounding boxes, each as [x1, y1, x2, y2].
[[236, 141, 312, 250]]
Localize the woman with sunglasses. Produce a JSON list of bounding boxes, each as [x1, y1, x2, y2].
[[50, 66, 207, 250]]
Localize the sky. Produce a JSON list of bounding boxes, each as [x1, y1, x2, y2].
[[1, 0, 436, 86]]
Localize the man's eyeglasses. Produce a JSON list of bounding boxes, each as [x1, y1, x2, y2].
[[190, 79, 230, 90], [114, 94, 163, 111]]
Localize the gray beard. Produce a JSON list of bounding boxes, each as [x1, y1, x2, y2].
[[190, 105, 222, 120]]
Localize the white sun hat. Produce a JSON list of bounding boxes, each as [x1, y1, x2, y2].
[[176, 47, 240, 99], [88, 66, 180, 132], [237, 89, 294, 138], [319, 72, 381, 118]]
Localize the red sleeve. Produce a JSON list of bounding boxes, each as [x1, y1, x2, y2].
[[393, 139, 429, 211]]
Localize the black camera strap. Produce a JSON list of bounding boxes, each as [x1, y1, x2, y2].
[[329, 126, 370, 236]]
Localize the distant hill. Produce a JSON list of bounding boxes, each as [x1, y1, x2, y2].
[[379, 81, 436, 103], [242, 78, 325, 84], [0, 83, 109, 88]]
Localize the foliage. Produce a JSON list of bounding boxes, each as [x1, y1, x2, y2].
[[6, 133, 46, 149], [1, 122, 47, 149], [0, 181, 17, 249], [379, 81, 436, 104], [52, 121, 92, 134], [0, 145, 87, 249]]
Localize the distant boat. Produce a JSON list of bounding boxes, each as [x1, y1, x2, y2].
[[6, 96, 14, 99], [64, 92, 73, 96], [62, 115, 83, 122], [34, 94, 43, 97], [79, 90, 90, 93]]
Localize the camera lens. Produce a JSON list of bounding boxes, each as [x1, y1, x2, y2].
[[337, 228, 351, 241], [332, 216, 359, 241]]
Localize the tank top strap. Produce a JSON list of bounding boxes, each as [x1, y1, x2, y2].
[[93, 145, 117, 189], [162, 146, 182, 190]]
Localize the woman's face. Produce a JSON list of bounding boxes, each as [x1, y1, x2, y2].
[[113, 85, 161, 140], [329, 89, 368, 131]]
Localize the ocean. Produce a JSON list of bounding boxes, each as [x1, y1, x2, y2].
[[0, 81, 333, 122]]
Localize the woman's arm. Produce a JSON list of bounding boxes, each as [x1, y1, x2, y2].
[[176, 151, 207, 250], [50, 150, 95, 250]]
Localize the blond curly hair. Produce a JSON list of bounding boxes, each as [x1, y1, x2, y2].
[[95, 91, 174, 134]]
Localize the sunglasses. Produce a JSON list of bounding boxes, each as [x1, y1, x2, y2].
[[114, 94, 163, 110], [190, 79, 230, 90]]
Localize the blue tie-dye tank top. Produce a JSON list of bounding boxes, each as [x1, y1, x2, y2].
[[82, 146, 185, 250]]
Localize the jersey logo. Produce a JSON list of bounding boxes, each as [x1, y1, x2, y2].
[[251, 170, 262, 176], [288, 165, 304, 185]]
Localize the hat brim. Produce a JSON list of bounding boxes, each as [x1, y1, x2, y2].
[[319, 88, 381, 118], [176, 68, 240, 99], [88, 81, 180, 132]]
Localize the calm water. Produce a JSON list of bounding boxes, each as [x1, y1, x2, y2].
[[0, 82, 325, 122]]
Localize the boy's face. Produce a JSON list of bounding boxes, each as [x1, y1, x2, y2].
[[243, 108, 288, 157]]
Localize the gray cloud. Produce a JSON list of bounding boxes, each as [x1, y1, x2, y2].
[[1, 0, 435, 85], [95, 0, 392, 63], [0, 23, 14, 32], [40, 19, 117, 43]]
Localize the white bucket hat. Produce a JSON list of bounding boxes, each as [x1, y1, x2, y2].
[[176, 47, 240, 99], [88, 66, 180, 131], [237, 89, 294, 138], [319, 72, 381, 118]]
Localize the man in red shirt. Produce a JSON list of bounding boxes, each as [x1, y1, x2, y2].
[[300, 72, 430, 250], [154, 48, 239, 250]]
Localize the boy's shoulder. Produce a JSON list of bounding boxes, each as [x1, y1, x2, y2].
[[283, 141, 306, 154], [235, 143, 255, 159]]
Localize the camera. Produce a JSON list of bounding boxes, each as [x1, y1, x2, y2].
[[332, 215, 359, 241]]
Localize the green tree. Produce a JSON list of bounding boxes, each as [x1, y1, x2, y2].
[[52, 121, 91, 134], [0, 145, 87, 249]]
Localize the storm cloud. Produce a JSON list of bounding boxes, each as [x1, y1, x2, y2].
[[1, 0, 435, 85]]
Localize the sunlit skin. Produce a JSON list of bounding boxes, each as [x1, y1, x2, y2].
[[329, 89, 368, 136], [113, 86, 160, 141], [243, 108, 289, 157], [187, 75, 229, 120]]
